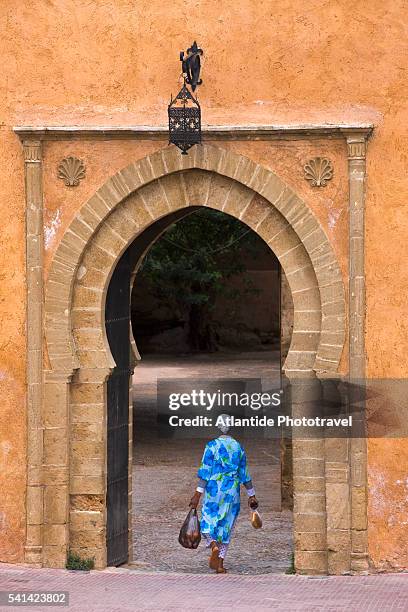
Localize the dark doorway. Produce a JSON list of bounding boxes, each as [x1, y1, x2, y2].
[[132, 208, 281, 355], [105, 208, 294, 572]]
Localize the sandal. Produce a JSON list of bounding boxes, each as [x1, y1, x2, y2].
[[209, 542, 220, 570]]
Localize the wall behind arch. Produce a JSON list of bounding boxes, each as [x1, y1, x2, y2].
[[1, 0, 407, 569]]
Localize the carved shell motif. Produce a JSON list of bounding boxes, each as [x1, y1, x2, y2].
[[304, 157, 333, 187], [57, 156, 86, 187]]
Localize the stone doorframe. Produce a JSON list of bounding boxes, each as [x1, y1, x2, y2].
[[16, 125, 372, 574]]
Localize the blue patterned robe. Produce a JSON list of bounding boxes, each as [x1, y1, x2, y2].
[[198, 436, 251, 544]]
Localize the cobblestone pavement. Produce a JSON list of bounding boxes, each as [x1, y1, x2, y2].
[[131, 353, 293, 574], [0, 564, 407, 611]]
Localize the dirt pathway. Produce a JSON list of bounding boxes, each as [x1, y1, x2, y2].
[[130, 353, 293, 574]]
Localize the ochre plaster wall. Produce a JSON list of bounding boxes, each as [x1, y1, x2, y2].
[[0, 0, 407, 568]]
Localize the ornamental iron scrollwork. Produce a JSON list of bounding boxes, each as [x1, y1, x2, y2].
[[168, 42, 203, 155], [180, 41, 203, 92]]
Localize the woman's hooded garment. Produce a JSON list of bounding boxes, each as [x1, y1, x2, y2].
[[197, 435, 251, 544]]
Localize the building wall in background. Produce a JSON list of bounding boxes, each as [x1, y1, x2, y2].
[[0, 1, 407, 569]]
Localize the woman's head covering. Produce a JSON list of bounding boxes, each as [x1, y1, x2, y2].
[[217, 413, 232, 434]]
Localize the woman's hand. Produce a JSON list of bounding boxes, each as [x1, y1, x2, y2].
[[189, 491, 202, 509], [248, 495, 259, 510]]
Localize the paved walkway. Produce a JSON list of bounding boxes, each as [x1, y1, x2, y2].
[[131, 352, 291, 574], [0, 564, 407, 611]]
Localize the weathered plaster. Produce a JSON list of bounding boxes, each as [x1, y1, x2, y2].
[[0, 0, 407, 570]]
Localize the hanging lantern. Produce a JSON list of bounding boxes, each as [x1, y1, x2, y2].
[[168, 42, 203, 155], [168, 84, 201, 155]]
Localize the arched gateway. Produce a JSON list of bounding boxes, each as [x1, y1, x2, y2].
[[43, 144, 346, 573]]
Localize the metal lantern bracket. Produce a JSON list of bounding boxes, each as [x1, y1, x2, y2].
[[168, 42, 203, 155], [180, 41, 203, 91]]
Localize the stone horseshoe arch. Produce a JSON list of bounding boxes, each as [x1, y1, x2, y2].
[[43, 144, 346, 572], [46, 145, 345, 374]]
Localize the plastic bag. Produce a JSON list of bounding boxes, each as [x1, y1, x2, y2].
[[178, 508, 201, 549], [251, 509, 262, 529]]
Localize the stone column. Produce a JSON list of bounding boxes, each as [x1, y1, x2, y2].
[[69, 367, 110, 569], [290, 374, 328, 575], [323, 378, 351, 574], [42, 370, 72, 568], [23, 140, 44, 566], [346, 132, 369, 572]]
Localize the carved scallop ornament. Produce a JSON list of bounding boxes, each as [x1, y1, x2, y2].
[[304, 157, 333, 187], [57, 156, 86, 187]]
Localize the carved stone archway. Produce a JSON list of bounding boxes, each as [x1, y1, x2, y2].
[[40, 144, 348, 572]]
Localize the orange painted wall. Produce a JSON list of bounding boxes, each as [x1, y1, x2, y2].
[[0, 1, 407, 568]]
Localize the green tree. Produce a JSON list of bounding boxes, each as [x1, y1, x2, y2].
[[139, 208, 264, 351]]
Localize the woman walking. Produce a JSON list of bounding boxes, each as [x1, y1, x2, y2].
[[189, 415, 258, 573]]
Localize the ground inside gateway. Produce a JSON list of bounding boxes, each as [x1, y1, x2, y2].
[[129, 352, 293, 574]]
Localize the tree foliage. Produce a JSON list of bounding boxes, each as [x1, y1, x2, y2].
[[139, 209, 265, 351]]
